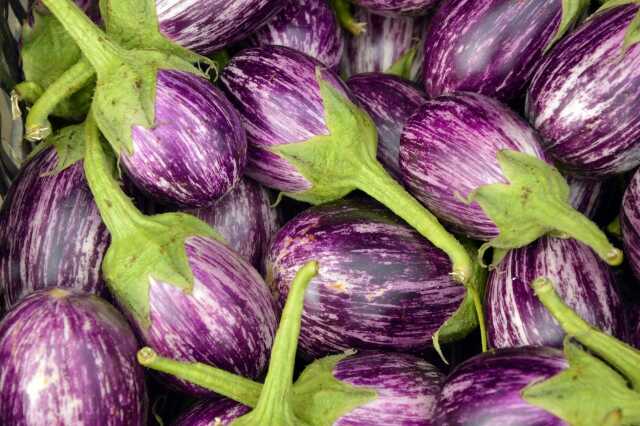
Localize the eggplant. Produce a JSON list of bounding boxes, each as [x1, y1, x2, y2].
[[252, 0, 344, 70], [622, 168, 640, 280], [0, 126, 109, 311], [139, 261, 445, 425], [423, 0, 587, 102], [186, 177, 280, 270], [433, 346, 568, 425], [351, 0, 438, 16], [526, 3, 640, 177], [265, 199, 468, 358], [220, 44, 476, 289], [82, 116, 276, 395], [0, 288, 147, 424], [567, 176, 603, 219], [347, 72, 427, 179], [32, 0, 248, 208], [485, 236, 624, 349], [342, 7, 425, 81], [399, 91, 621, 266], [174, 399, 251, 426]]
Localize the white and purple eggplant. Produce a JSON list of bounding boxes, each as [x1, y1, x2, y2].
[[221, 45, 475, 287], [526, 2, 640, 177], [265, 199, 476, 358], [621, 167, 640, 280], [173, 399, 251, 426], [351, 0, 438, 16], [0, 125, 109, 311], [139, 261, 445, 425], [252, 0, 344, 70], [0, 288, 147, 425], [82, 115, 276, 395], [567, 176, 603, 219], [32, 0, 247, 207], [423, 0, 588, 102], [485, 237, 625, 349], [186, 177, 280, 270], [399, 92, 621, 266], [342, 7, 425, 81], [347, 72, 427, 179]]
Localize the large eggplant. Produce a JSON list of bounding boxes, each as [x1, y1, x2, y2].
[[265, 199, 467, 358], [399, 92, 621, 266], [622, 168, 640, 280], [252, 0, 344, 69], [485, 237, 625, 349], [526, 3, 640, 177], [0, 289, 147, 424], [433, 346, 568, 425], [187, 177, 280, 269], [351, 0, 437, 16], [347, 72, 427, 179], [423, 0, 586, 102], [0, 127, 109, 311]]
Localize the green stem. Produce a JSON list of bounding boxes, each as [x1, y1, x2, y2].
[[532, 278, 640, 390], [24, 58, 96, 142], [13, 82, 43, 106], [354, 159, 473, 285], [137, 347, 262, 407], [330, 0, 366, 36], [40, 0, 122, 73], [470, 287, 488, 352], [233, 261, 319, 426], [385, 47, 417, 80]]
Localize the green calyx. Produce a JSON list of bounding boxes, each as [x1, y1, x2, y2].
[[546, 0, 591, 53], [83, 113, 220, 329], [598, 0, 640, 52], [138, 261, 378, 425], [330, 0, 366, 36], [23, 123, 86, 175], [466, 150, 622, 266], [385, 46, 418, 81]]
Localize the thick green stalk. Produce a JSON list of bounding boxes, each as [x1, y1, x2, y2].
[[330, 0, 366, 35]]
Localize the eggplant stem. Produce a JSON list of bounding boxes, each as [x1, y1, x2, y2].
[[330, 0, 366, 36]]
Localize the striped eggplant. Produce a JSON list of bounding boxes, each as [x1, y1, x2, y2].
[[629, 303, 640, 349], [0, 126, 109, 311], [342, 7, 425, 81], [526, 3, 640, 177], [485, 236, 625, 349], [347, 72, 427, 179], [433, 346, 568, 425], [399, 91, 621, 266], [622, 168, 640, 280], [139, 261, 444, 425], [265, 199, 468, 358], [351, 0, 438, 16], [0, 288, 147, 425], [567, 176, 603, 219], [422, 0, 588, 102], [34, 0, 99, 20], [35, 0, 248, 207], [186, 178, 280, 270], [252, 0, 344, 70], [174, 399, 251, 426], [83, 116, 276, 395], [221, 44, 476, 290]]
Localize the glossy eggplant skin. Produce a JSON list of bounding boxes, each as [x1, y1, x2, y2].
[[485, 237, 625, 349], [0, 146, 109, 312], [433, 346, 568, 426], [526, 4, 640, 177], [622, 168, 640, 281], [347, 73, 427, 179], [0, 289, 147, 425], [173, 399, 250, 426], [265, 199, 466, 359], [252, 0, 344, 69], [566, 176, 603, 219], [423, 0, 562, 102], [351, 0, 438, 16]]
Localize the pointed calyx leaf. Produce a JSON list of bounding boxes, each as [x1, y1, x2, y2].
[[330, 0, 366, 36], [385, 47, 418, 80], [83, 113, 220, 329], [546, 0, 591, 52], [31, 123, 86, 175], [467, 150, 622, 266]]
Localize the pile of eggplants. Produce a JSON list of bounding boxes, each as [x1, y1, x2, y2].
[[3, 0, 640, 423]]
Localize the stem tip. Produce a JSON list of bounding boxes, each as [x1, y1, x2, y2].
[[606, 248, 623, 266], [137, 347, 158, 366]]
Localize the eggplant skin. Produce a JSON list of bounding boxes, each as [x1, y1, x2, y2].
[[351, 0, 438, 16], [566, 176, 602, 219], [0, 147, 109, 313], [526, 4, 640, 177], [173, 399, 250, 426], [156, 0, 284, 54], [423, 0, 562, 102], [252, 0, 344, 70], [486, 237, 625, 349], [0, 289, 147, 425], [265, 199, 466, 359], [622, 169, 640, 281], [434, 346, 568, 426]]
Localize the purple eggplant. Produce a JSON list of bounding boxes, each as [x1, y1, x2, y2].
[[526, 3, 640, 177], [622, 168, 640, 281], [252, 0, 344, 70], [351, 0, 437, 16], [347, 72, 427, 179], [186, 177, 280, 269], [342, 8, 425, 81], [567, 176, 603, 219], [399, 91, 621, 266], [486, 236, 624, 349], [433, 346, 568, 425], [0, 126, 109, 311], [174, 399, 251, 426], [0, 288, 147, 424], [265, 199, 468, 358], [422, 0, 586, 102]]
